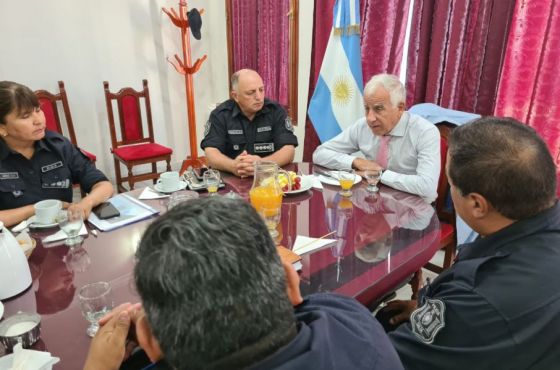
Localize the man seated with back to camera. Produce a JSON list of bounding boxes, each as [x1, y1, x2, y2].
[[201, 69, 298, 177], [377, 117, 560, 369], [312, 74, 440, 203], [83, 197, 403, 370]]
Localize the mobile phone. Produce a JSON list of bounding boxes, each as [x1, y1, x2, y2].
[[193, 167, 209, 181], [93, 202, 120, 220]]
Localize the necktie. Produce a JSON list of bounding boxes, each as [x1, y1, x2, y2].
[[376, 135, 391, 168]]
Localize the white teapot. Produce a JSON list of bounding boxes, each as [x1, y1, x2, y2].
[[0, 221, 32, 300]]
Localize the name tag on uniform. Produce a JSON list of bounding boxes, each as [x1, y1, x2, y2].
[[41, 161, 63, 173], [228, 130, 243, 135], [254, 143, 274, 153], [0, 172, 19, 180], [42, 179, 71, 189], [257, 126, 272, 133]]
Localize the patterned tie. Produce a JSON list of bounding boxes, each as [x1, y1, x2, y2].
[[376, 135, 391, 169]]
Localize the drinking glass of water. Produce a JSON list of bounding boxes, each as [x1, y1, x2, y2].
[[58, 209, 84, 246], [364, 170, 382, 193], [259, 206, 281, 239], [203, 169, 221, 196], [78, 281, 113, 337]]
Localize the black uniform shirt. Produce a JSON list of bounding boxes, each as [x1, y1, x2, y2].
[[389, 201, 560, 370], [200, 98, 298, 159], [0, 130, 108, 210]]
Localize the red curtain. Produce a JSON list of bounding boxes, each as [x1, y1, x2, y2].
[[406, 0, 515, 115], [303, 0, 412, 161], [494, 0, 560, 172], [230, 0, 290, 106], [360, 0, 411, 81]]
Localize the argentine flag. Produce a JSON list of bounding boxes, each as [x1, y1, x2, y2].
[[308, 0, 364, 143]]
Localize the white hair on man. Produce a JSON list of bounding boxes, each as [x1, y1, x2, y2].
[[363, 74, 406, 107]]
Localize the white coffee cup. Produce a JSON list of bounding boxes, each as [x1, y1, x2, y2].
[[34, 199, 62, 224], [157, 171, 180, 192]]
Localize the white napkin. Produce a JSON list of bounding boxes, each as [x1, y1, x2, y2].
[[42, 224, 88, 243], [312, 176, 324, 189], [292, 235, 337, 255], [15, 231, 33, 254], [10, 343, 60, 370], [11, 220, 29, 233], [138, 187, 170, 199]]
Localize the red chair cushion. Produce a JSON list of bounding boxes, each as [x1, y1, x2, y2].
[[440, 222, 455, 241], [39, 99, 60, 133], [80, 149, 97, 162], [121, 95, 142, 141], [113, 143, 172, 162]]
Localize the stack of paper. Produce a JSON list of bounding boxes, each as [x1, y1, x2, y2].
[[292, 235, 337, 255], [138, 187, 169, 199]]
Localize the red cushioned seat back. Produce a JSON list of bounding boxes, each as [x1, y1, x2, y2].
[[34, 81, 77, 145], [103, 80, 155, 148]]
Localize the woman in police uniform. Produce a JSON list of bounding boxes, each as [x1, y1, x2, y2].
[[0, 81, 113, 227]]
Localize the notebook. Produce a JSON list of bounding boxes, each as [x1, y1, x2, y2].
[[277, 245, 302, 271]]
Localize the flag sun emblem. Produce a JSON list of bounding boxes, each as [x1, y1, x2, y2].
[[332, 76, 354, 106]]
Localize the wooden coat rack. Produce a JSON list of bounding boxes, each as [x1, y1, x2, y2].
[[162, 1, 207, 173]]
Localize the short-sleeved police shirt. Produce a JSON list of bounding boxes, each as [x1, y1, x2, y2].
[[389, 201, 560, 370], [0, 130, 108, 210], [200, 99, 298, 159]]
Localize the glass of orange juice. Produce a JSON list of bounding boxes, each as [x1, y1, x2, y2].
[[337, 170, 356, 197]]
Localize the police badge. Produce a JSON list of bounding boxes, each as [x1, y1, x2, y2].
[[285, 117, 294, 132], [410, 298, 446, 344]]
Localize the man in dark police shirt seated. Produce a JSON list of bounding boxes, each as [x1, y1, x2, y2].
[[84, 197, 403, 370], [378, 117, 560, 369], [201, 69, 298, 177]]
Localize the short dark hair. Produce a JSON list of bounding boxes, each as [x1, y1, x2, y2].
[[0, 81, 40, 124], [135, 197, 295, 370], [448, 117, 557, 219]]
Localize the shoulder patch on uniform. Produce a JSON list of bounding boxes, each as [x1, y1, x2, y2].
[[410, 298, 446, 344], [285, 117, 294, 132], [204, 120, 211, 137]]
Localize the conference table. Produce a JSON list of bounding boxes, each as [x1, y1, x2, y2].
[[1, 163, 441, 369]]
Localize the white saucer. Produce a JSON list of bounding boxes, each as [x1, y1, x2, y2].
[[154, 180, 188, 194], [317, 172, 362, 186], [27, 215, 58, 229]]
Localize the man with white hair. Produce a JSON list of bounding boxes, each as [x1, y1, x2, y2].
[[313, 74, 440, 202]]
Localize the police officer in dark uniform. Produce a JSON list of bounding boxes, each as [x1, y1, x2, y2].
[[201, 69, 298, 177], [0, 81, 113, 227], [376, 117, 560, 370]]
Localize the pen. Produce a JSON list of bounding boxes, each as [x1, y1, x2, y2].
[[91, 229, 98, 238]]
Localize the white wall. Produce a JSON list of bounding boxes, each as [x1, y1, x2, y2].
[[0, 0, 311, 181]]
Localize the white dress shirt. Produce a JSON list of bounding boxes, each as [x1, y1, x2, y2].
[[313, 112, 441, 202]]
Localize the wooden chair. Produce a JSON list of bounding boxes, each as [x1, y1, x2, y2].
[[410, 124, 458, 298], [34, 81, 97, 162], [35, 81, 97, 198], [103, 80, 172, 193], [424, 124, 458, 274]]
